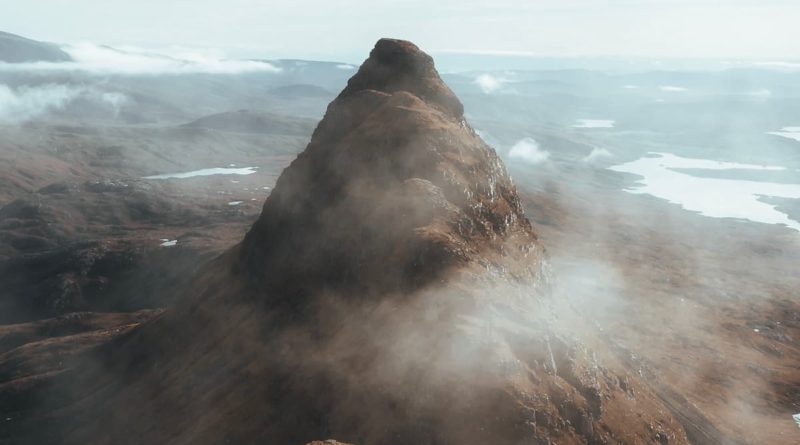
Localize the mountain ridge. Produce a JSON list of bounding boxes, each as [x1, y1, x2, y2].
[[0, 30, 72, 63]]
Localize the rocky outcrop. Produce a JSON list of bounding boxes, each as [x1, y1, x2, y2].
[[237, 38, 544, 305]]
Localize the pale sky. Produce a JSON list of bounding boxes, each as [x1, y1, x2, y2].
[[3, 0, 800, 62]]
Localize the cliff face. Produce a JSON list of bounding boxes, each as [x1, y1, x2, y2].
[[5, 39, 692, 445]]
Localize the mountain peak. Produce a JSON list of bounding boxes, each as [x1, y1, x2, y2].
[[237, 39, 538, 303], [336, 38, 463, 118]]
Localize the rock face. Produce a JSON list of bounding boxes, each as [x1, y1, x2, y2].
[[2, 39, 691, 445]]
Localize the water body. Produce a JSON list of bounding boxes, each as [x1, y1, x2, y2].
[[573, 119, 615, 128], [144, 167, 258, 179], [609, 152, 800, 232], [767, 127, 800, 143]]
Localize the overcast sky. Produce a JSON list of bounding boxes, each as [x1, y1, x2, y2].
[[4, 0, 800, 62]]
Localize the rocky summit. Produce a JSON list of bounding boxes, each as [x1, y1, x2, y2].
[[2, 39, 698, 445], [237, 38, 544, 302]]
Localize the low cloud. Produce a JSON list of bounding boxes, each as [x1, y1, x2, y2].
[[582, 147, 614, 163], [100, 92, 132, 116], [0, 83, 84, 123], [508, 138, 549, 165], [0, 43, 281, 75], [473, 73, 507, 94], [0, 83, 135, 123]]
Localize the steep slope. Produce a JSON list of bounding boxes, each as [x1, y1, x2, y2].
[[237, 38, 542, 302], [2, 39, 691, 445], [0, 31, 71, 63]]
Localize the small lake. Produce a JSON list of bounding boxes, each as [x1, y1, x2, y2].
[[767, 127, 800, 143], [609, 152, 800, 232], [144, 167, 258, 179]]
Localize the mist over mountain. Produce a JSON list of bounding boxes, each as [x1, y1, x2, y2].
[[0, 28, 798, 445]]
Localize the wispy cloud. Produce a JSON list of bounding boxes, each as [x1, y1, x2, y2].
[[473, 73, 508, 94], [508, 138, 549, 165], [0, 83, 135, 123], [100, 91, 132, 116], [660, 85, 688, 92], [582, 147, 614, 163], [0, 83, 83, 123], [0, 43, 281, 75]]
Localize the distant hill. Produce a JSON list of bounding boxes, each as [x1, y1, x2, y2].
[[0, 31, 71, 63], [267, 83, 333, 98], [182, 109, 316, 136], [257, 59, 355, 91]]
